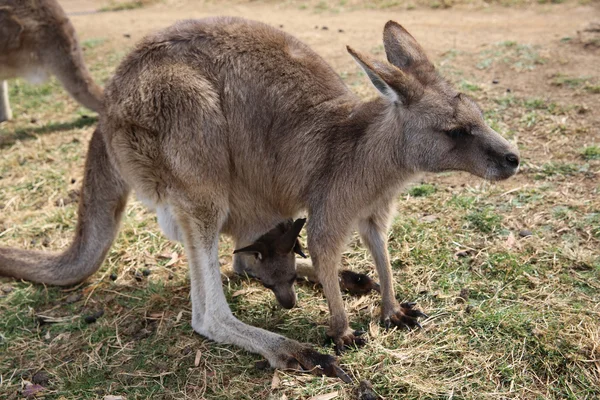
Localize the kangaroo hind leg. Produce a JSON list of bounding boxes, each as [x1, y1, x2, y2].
[[173, 198, 349, 381]]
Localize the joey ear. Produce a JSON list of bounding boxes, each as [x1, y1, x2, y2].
[[383, 21, 433, 72], [293, 240, 307, 258], [233, 243, 267, 261], [347, 46, 423, 105], [276, 218, 306, 254]]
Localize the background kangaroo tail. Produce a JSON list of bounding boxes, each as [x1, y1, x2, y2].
[[43, 2, 104, 113], [0, 127, 130, 285]]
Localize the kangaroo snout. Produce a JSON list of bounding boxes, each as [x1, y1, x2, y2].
[[273, 287, 297, 309], [492, 143, 520, 180], [504, 152, 520, 169]]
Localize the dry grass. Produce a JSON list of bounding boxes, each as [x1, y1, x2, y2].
[[1, 1, 599, 399], [99, 0, 160, 12], [284, 0, 583, 12]]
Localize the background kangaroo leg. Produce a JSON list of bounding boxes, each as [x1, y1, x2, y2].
[[358, 204, 427, 329], [0, 80, 12, 122], [174, 202, 349, 381]]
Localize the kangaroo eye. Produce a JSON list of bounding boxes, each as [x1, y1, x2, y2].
[[445, 127, 469, 139]]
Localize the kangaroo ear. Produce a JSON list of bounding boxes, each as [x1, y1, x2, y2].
[[276, 218, 306, 254], [293, 240, 307, 258], [233, 243, 267, 261], [383, 21, 433, 72], [347, 46, 423, 105]]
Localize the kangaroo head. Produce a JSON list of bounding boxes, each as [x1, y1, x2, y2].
[[233, 218, 307, 309], [348, 21, 519, 181]]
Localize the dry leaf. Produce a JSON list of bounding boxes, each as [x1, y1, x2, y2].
[[194, 349, 202, 367], [421, 214, 438, 223], [348, 296, 368, 310], [232, 287, 261, 297], [504, 232, 517, 250], [104, 396, 126, 400], [164, 252, 179, 267], [271, 370, 281, 390], [175, 310, 184, 323], [369, 321, 380, 338], [22, 383, 45, 397], [308, 391, 338, 400], [148, 312, 165, 320]]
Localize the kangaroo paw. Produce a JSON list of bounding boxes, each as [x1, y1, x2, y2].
[[326, 329, 367, 355], [283, 346, 352, 383], [382, 302, 428, 330], [339, 270, 381, 295]]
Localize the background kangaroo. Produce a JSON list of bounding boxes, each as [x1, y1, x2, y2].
[[0, 17, 519, 378], [0, 0, 103, 122]]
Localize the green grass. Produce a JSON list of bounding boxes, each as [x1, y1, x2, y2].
[[477, 41, 546, 71], [465, 207, 503, 233], [408, 183, 437, 197], [551, 74, 590, 89], [581, 145, 600, 160], [584, 84, 600, 94], [99, 0, 158, 12], [1, 5, 600, 399]]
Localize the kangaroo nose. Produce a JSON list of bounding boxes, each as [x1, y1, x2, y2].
[[505, 153, 520, 168], [274, 290, 297, 309]]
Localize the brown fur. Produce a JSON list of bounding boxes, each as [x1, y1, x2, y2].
[[0, 0, 103, 122], [0, 17, 519, 378]]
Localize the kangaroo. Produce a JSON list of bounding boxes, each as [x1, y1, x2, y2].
[[0, 0, 103, 122], [0, 17, 520, 379], [234, 218, 381, 309]]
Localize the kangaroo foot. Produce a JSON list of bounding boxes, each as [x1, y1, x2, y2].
[[339, 270, 380, 295], [281, 345, 352, 383], [382, 302, 428, 330], [326, 329, 367, 355]]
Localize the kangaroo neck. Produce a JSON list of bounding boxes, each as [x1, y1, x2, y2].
[[308, 96, 411, 206]]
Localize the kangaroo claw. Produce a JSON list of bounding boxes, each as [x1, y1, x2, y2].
[[326, 329, 368, 355], [382, 302, 428, 330], [285, 347, 353, 383], [333, 364, 353, 384]]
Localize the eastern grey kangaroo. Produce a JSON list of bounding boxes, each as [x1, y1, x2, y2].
[[0, 17, 519, 378], [0, 0, 103, 122]]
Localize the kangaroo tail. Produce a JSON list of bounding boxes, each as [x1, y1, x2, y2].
[[0, 127, 129, 285], [43, 3, 104, 113]]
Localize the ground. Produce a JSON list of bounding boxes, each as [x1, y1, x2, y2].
[[0, 0, 599, 399]]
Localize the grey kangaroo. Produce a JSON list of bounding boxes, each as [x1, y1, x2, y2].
[[0, 17, 519, 379], [0, 0, 103, 122]]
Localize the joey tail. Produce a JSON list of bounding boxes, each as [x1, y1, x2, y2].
[[0, 127, 129, 285]]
